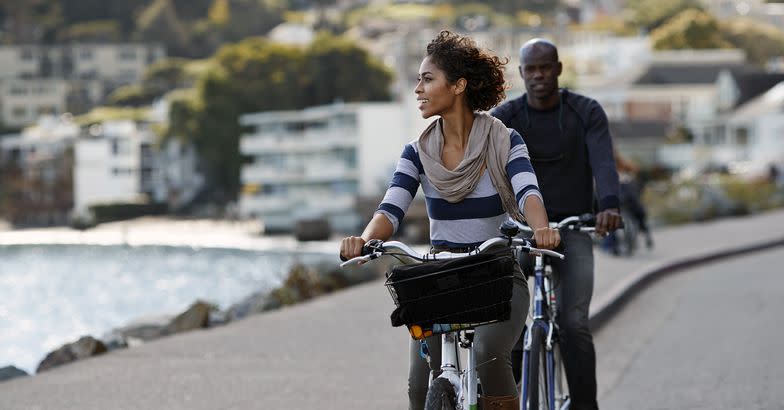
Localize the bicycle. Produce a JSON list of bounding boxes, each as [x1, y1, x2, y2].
[[340, 225, 564, 410], [511, 214, 609, 410]]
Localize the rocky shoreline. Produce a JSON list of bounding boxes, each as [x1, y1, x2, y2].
[[0, 257, 387, 384]]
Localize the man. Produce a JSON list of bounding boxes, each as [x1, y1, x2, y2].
[[491, 38, 622, 410]]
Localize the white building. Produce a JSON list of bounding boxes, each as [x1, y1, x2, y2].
[[239, 101, 430, 232], [73, 119, 203, 218], [0, 79, 68, 129], [0, 43, 165, 128]]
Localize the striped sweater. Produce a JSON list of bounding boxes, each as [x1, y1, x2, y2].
[[376, 129, 543, 248]]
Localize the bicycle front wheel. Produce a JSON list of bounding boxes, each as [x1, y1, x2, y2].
[[425, 377, 458, 410], [551, 340, 570, 410]]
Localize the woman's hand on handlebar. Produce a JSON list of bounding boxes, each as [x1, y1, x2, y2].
[[534, 227, 561, 249], [340, 236, 367, 260]]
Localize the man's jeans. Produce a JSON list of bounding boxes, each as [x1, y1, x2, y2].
[[515, 229, 599, 410]]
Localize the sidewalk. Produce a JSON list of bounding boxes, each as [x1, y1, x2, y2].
[[2, 210, 784, 409]]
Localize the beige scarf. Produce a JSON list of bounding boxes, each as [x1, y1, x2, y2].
[[415, 112, 525, 222]]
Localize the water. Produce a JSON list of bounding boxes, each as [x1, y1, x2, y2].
[[0, 244, 333, 374]]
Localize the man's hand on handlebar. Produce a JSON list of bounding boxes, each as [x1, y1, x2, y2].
[[340, 236, 367, 261], [595, 208, 623, 236], [534, 227, 561, 249]]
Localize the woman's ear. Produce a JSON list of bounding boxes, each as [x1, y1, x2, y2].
[[453, 78, 467, 95]]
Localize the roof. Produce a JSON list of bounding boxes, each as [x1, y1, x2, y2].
[[609, 120, 670, 140], [729, 81, 784, 121], [633, 63, 757, 85], [732, 72, 784, 108]]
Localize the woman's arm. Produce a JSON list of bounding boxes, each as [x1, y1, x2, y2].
[[340, 213, 394, 259], [523, 195, 560, 249]]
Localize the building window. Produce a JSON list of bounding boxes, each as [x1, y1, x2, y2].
[[79, 49, 94, 60], [9, 85, 27, 95], [12, 106, 27, 118], [111, 139, 131, 156], [118, 48, 137, 61], [736, 127, 749, 146], [112, 167, 134, 176], [19, 48, 34, 61], [37, 105, 56, 115]]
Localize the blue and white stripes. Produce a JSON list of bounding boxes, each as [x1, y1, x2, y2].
[[377, 129, 542, 248]]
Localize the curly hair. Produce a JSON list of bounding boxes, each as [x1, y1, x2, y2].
[[425, 30, 508, 112]]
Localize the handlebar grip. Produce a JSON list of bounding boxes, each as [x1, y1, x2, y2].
[[339, 253, 348, 262]]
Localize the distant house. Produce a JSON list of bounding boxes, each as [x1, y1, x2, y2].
[[580, 49, 784, 170], [73, 119, 203, 220], [0, 116, 79, 225], [723, 82, 784, 169], [0, 43, 166, 128], [238, 101, 430, 233]]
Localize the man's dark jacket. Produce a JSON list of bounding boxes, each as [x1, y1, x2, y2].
[[491, 89, 619, 220]]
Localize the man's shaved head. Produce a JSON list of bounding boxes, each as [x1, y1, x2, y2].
[[519, 38, 559, 63]]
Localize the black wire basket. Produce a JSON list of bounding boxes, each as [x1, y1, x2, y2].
[[385, 249, 515, 340]]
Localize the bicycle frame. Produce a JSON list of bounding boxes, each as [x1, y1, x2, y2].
[[340, 231, 564, 410], [520, 252, 567, 410], [430, 330, 479, 410]]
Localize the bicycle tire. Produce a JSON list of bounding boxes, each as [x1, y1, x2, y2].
[[551, 339, 570, 410], [526, 325, 549, 410], [425, 377, 458, 410]]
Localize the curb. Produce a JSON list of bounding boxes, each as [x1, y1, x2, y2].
[[588, 236, 784, 332]]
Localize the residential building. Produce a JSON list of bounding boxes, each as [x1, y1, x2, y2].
[[0, 79, 68, 129], [0, 115, 79, 225], [0, 43, 165, 128], [239, 101, 430, 232], [73, 119, 203, 219]]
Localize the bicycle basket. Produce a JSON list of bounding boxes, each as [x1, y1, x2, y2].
[[385, 248, 515, 339]]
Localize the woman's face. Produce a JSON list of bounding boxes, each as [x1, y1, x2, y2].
[[414, 56, 460, 119]]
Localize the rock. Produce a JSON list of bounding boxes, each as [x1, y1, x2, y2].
[[162, 301, 211, 335], [37, 336, 107, 373], [294, 217, 331, 241], [100, 330, 129, 351], [0, 365, 29, 382], [208, 309, 229, 327], [117, 314, 173, 341], [226, 290, 269, 321]]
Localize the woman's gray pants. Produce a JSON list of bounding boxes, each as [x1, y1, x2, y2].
[[407, 267, 529, 410]]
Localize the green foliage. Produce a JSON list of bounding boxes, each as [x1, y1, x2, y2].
[[73, 106, 151, 126], [136, 0, 192, 56], [643, 176, 784, 226], [167, 34, 392, 203], [107, 84, 157, 106], [56, 20, 121, 42], [304, 33, 392, 107], [625, 0, 704, 32], [721, 18, 784, 65], [650, 9, 732, 50], [108, 58, 195, 106], [208, 0, 230, 26]]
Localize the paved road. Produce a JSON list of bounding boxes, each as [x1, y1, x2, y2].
[[595, 247, 784, 410], [1, 210, 784, 409]]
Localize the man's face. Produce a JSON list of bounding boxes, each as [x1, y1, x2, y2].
[[519, 47, 562, 100]]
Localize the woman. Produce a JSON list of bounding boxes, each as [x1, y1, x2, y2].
[[340, 31, 560, 410]]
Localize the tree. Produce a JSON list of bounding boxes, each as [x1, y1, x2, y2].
[[650, 9, 732, 50], [625, 0, 704, 32], [304, 33, 392, 107], [721, 18, 784, 66], [169, 35, 393, 203], [136, 0, 192, 57]]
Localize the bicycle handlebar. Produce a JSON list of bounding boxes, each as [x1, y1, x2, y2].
[[340, 236, 565, 268], [510, 213, 624, 233]]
